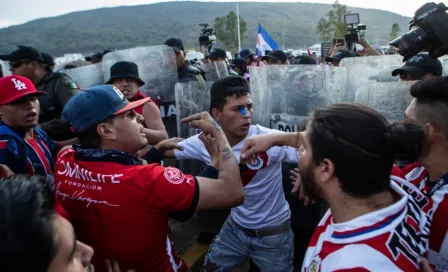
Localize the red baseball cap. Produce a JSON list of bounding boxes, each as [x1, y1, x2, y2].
[[0, 75, 46, 105]]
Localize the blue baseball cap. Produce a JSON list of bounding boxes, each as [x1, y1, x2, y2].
[[62, 85, 150, 132]]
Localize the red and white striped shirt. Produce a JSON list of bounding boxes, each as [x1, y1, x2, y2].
[[400, 163, 448, 271], [302, 180, 431, 272]]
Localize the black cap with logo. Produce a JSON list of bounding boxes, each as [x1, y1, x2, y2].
[[392, 53, 443, 78]]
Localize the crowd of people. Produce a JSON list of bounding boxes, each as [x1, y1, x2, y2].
[[0, 8, 447, 272]]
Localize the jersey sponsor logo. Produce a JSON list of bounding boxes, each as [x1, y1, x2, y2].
[[309, 256, 321, 272], [164, 167, 185, 184], [246, 156, 264, 170], [11, 78, 27, 91]]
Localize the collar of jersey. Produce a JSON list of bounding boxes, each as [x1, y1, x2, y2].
[[330, 181, 408, 240], [73, 145, 142, 166]]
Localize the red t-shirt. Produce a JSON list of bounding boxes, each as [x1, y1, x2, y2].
[[54, 148, 198, 272], [130, 91, 156, 115]]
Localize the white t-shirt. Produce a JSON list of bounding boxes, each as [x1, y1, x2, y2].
[[301, 180, 431, 272], [174, 125, 299, 229]]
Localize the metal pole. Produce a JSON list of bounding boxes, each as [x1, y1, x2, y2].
[[237, 2, 241, 52]]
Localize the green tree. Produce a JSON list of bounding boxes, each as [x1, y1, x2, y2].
[[389, 23, 401, 41], [214, 11, 247, 54], [316, 1, 349, 41]]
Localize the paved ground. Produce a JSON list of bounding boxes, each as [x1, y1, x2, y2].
[[170, 218, 249, 272]]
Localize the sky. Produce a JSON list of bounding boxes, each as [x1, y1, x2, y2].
[[1, 0, 429, 29]]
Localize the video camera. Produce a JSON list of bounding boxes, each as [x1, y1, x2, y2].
[[344, 13, 367, 52], [389, 2, 448, 61], [199, 23, 217, 47]]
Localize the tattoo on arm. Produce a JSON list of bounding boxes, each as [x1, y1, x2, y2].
[[218, 140, 235, 162]]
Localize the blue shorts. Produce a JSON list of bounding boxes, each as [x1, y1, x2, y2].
[[204, 217, 294, 272]]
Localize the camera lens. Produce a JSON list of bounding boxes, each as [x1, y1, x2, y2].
[[389, 27, 430, 61]]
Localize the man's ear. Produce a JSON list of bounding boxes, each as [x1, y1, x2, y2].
[[97, 123, 117, 141], [317, 158, 335, 185], [211, 108, 221, 122]]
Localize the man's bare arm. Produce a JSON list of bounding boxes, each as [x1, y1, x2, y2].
[[142, 102, 168, 145]]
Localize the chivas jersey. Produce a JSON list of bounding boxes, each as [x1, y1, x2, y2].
[[302, 180, 431, 272]]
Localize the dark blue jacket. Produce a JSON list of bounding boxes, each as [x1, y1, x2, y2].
[[0, 121, 59, 176]]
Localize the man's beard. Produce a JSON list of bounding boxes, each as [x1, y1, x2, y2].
[[300, 163, 322, 200]]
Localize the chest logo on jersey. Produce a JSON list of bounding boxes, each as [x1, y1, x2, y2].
[[164, 167, 185, 184], [309, 256, 321, 272], [246, 157, 264, 170]]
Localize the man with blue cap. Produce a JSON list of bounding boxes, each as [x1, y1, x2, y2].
[[55, 84, 244, 272]]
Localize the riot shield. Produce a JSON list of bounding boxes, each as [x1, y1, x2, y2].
[[0, 60, 10, 77], [250, 64, 345, 130], [102, 46, 179, 136], [60, 63, 104, 89], [175, 81, 230, 235], [197, 61, 229, 82], [175, 81, 213, 138], [339, 55, 404, 102], [354, 81, 416, 122], [102, 45, 178, 102], [250, 64, 335, 231]]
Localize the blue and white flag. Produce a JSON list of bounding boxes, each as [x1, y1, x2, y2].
[[256, 24, 279, 56]]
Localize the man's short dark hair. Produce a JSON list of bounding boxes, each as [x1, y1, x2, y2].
[[77, 116, 115, 149], [410, 76, 448, 139], [309, 103, 425, 198], [0, 175, 56, 272], [210, 75, 250, 112]]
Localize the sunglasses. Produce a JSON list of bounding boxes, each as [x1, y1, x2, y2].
[[9, 60, 32, 69]]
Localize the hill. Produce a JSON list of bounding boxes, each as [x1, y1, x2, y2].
[[0, 1, 411, 56]]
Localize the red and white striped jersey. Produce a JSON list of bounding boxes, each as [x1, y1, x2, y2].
[[302, 180, 431, 272], [400, 163, 448, 271]]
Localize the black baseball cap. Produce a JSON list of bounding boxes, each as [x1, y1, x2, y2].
[[326, 50, 356, 62], [0, 46, 44, 63], [264, 50, 288, 62], [291, 55, 317, 65], [85, 52, 103, 62], [392, 53, 443, 78], [209, 48, 227, 60], [164, 38, 185, 53], [239, 49, 253, 59]]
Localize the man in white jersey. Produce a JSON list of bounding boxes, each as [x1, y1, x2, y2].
[[169, 75, 298, 271], [403, 77, 448, 271], [240, 102, 431, 271]]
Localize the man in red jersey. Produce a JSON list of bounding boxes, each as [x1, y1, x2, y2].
[[240, 102, 431, 271], [404, 76, 448, 271], [106, 61, 168, 145], [55, 84, 244, 272]]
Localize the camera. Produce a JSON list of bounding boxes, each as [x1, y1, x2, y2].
[[344, 13, 367, 52], [390, 2, 448, 61], [199, 23, 217, 47]]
